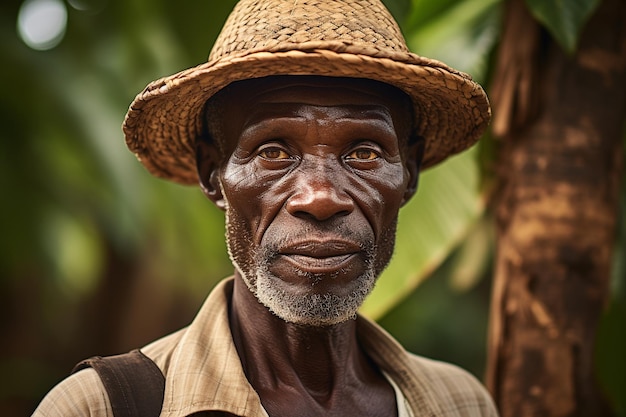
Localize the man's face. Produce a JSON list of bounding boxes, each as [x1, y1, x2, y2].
[[201, 77, 420, 327]]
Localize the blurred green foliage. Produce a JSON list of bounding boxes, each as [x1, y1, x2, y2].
[[525, 0, 602, 53]]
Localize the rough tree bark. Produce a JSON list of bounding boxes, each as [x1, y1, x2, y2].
[[486, 0, 626, 416]]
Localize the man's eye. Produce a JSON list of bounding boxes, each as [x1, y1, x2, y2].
[[347, 148, 379, 161], [259, 147, 290, 160]]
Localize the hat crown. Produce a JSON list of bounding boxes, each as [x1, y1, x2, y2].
[[209, 0, 409, 61]]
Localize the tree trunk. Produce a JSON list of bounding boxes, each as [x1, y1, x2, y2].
[[486, 0, 626, 416]]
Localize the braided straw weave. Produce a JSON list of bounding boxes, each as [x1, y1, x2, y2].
[[123, 0, 491, 185]]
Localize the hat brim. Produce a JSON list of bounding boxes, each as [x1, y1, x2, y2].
[[123, 45, 490, 185]]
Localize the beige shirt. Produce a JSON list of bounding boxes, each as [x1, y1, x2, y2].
[[33, 278, 498, 417]]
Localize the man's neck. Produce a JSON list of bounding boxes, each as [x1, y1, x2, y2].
[[228, 274, 396, 416]]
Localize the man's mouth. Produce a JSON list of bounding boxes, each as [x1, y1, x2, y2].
[[277, 240, 362, 274]]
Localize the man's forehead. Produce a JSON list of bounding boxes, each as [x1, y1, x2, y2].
[[219, 76, 412, 127], [242, 102, 396, 126]]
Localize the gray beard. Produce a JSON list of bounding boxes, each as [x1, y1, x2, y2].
[[224, 206, 396, 327], [251, 245, 377, 327]]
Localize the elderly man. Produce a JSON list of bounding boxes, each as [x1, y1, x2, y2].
[[34, 0, 496, 416]]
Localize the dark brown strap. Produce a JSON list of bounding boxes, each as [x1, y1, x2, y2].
[[72, 349, 165, 417]]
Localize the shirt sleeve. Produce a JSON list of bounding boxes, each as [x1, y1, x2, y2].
[[32, 368, 113, 417]]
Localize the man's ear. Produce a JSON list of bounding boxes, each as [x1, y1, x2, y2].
[[401, 136, 425, 206], [196, 139, 226, 211]]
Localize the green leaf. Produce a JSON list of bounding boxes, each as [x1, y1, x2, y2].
[[525, 0, 601, 53], [361, 147, 484, 319], [447, 216, 493, 292]]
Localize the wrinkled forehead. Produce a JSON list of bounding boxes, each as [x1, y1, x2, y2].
[[204, 76, 415, 153]]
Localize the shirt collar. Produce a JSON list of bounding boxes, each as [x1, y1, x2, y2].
[[357, 317, 443, 416]]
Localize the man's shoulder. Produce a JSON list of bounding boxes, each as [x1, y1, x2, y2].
[[405, 352, 478, 381], [31, 328, 188, 417], [32, 368, 111, 417], [404, 353, 498, 416]]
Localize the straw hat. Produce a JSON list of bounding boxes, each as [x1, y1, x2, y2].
[[123, 0, 491, 185]]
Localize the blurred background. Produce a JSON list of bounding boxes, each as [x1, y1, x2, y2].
[[0, 0, 623, 415]]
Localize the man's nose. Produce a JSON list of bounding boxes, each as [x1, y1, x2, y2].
[[285, 163, 354, 221]]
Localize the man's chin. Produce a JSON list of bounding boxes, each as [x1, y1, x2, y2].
[[251, 270, 376, 327], [264, 297, 359, 327]]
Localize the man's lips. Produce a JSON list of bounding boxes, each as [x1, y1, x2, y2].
[[277, 240, 362, 274]]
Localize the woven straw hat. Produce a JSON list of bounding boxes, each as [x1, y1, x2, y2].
[[123, 0, 491, 185]]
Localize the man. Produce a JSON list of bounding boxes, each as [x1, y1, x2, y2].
[[34, 0, 496, 416]]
